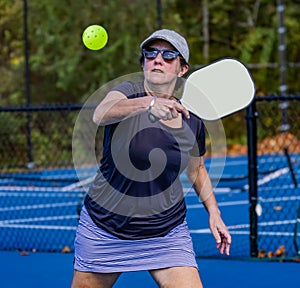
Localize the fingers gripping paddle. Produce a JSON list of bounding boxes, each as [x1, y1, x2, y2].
[[179, 58, 255, 120]]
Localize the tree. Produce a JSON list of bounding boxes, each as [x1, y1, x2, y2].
[[0, 0, 299, 105]]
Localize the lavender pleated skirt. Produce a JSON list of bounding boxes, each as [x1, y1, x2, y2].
[[73, 205, 197, 273]]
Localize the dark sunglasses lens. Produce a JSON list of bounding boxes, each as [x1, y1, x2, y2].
[[162, 50, 178, 60], [144, 50, 158, 59], [143, 49, 179, 61]]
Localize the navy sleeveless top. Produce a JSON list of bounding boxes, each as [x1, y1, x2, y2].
[[84, 81, 206, 239]]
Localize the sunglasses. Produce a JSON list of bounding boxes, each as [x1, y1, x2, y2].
[[142, 48, 180, 62]]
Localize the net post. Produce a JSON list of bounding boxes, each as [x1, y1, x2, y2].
[[246, 100, 258, 257]]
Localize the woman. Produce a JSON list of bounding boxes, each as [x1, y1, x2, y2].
[[72, 29, 231, 288]]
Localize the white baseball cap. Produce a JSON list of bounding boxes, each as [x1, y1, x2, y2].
[[140, 29, 189, 63]]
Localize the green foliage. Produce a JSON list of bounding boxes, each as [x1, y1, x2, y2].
[[0, 0, 24, 105], [0, 0, 300, 168], [1, 0, 299, 105]]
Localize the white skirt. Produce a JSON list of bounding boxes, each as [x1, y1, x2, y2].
[[73, 205, 197, 273]]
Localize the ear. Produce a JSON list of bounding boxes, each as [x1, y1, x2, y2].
[[178, 64, 189, 77]]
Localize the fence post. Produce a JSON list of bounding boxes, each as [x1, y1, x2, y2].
[[23, 0, 33, 167], [246, 100, 258, 257]]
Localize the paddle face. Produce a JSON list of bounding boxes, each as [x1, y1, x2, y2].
[[181, 58, 255, 120]]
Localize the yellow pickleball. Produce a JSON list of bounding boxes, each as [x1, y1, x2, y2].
[[82, 25, 108, 50]]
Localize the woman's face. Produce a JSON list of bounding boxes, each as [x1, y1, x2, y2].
[[142, 40, 188, 89]]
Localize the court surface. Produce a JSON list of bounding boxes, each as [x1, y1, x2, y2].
[[0, 154, 299, 287], [0, 250, 299, 288]]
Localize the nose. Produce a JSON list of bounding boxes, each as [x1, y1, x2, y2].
[[154, 52, 164, 63]]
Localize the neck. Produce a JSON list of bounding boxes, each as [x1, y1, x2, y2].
[[144, 80, 176, 99]]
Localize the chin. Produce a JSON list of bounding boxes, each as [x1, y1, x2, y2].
[[149, 72, 175, 85]]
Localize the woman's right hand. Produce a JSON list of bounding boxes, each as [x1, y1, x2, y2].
[[149, 97, 190, 121]]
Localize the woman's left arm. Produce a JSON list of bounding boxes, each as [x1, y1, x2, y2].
[[186, 156, 231, 255]]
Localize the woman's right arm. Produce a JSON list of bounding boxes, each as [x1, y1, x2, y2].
[[93, 91, 190, 126], [93, 91, 153, 126]]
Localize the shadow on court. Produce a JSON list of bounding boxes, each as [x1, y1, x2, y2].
[[0, 251, 298, 288]]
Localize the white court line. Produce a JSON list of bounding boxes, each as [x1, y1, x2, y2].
[[190, 230, 250, 235], [186, 167, 292, 196], [242, 167, 290, 190], [1, 219, 298, 236], [190, 223, 249, 234], [0, 175, 94, 193], [258, 231, 300, 237], [190, 220, 300, 237], [0, 215, 78, 224], [0, 192, 81, 198], [258, 219, 297, 226], [259, 195, 300, 203], [200, 156, 290, 174], [0, 201, 78, 212], [257, 167, 290, 186], [0, 186, 83, 193], [0, 223, 77, 230], [187, 200, 249, 209], [183, 187, 243, 196], [191, 220, 297, 230], [191, 231, 300, 237], [1, 191, 297, 212], [205, 159, 247, 167], [187, 195, 299, 209], [1, 165, 291, 197], [258, 184, 299, 191], [61, 175, 95, 191]]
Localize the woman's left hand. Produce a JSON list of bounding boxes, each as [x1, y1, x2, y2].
[[208, 210, 231, 256]]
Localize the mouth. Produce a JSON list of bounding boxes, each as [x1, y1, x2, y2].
[[151, 69, 163, 73]]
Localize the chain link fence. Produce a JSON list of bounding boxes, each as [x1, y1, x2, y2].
[[0, 105, 85, 170], [0, 98, 299, 260], [247, 95, 300, 260], [0, 105, 98, 252]]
